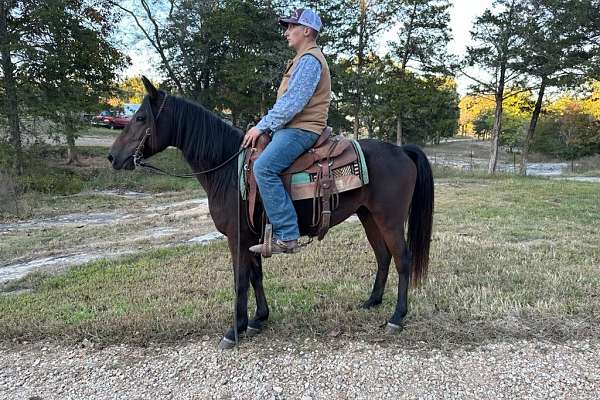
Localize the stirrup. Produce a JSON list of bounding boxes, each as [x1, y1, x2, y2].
[[261, 224, 273, 258]]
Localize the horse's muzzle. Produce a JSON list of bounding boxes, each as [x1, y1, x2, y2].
[[107, 153, 134, 170]]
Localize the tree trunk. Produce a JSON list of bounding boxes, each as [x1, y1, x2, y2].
[[65, 130, 79, 165], [0, 0, 23, 175], [353, 110, 360, 140], [488, 93, 503, 174], [488, 65, 506, 174], [394, 3, 416, 147], [353, 0, 367, 140], [366, 116, 374, 139], [396, 117, 403, 146], [519, 77, 547, 176], [65, 115, 80, 165]]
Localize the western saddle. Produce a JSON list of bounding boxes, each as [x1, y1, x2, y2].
[[241, 127, 363, 247]]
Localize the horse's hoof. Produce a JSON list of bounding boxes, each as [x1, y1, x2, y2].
[[384, 322, 402, 335], [246, 325, 261, 338], [218, 337, 236, 350], [360, 299, 382, 309]]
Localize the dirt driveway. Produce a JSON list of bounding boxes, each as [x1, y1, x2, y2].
[[1, 338, 599, 399]]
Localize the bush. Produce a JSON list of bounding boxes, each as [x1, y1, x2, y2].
[[529, 118, 566, 156], [17, 168, 83, 195]]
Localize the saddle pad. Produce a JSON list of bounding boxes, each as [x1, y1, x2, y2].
[[238, 139, 369, 200]]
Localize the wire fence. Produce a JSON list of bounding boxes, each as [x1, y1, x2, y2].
[[428, 150, 573, 176]]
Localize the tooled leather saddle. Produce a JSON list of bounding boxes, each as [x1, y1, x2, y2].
[[241, 127, 365, 242]]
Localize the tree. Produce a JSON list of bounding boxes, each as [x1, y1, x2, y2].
[[110, 0, 186, 95], [459, 95, 495, 136], [372, 56, 458, 144], [427, 76, 460, 144], [462, 0, 527, 173], [517, 0, 600, 175], [323, 0, 395, 139], [1, 0, 24, 174], [473, 109, 494, 139], [120, 0, 289, 127], [117, 77, 149, 105], [207, 0, 289, 126], [582, 81, 600, 119], [0, 0, 125, 168], [389, 0, 452, 145], [547, 96, 600, 157], [22, 0, 126, 164]]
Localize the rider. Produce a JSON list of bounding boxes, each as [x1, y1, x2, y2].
[[243, 8, 331, 255]]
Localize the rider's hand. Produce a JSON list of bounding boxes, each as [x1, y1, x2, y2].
[[242, 126, 263, 148]]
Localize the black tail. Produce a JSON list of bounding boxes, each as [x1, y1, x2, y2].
[[402, 144, 434, 285]]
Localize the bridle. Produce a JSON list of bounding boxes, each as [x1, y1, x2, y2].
[[133, 94, 168, 168], [132, 93, 245, 178]]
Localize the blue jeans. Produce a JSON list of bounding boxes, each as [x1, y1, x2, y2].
[[253, 128, 319, 241]]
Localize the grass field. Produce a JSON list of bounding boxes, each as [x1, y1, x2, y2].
[[0, 145, 200, 220], [1, 173, 598, 348]]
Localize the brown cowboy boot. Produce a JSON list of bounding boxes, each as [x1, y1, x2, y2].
[[249, 238, 300, 257]]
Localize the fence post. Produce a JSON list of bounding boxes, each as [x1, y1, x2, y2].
[[470, 150, 473, 170]]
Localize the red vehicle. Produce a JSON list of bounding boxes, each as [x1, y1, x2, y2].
[[91, 110, 131, 129]]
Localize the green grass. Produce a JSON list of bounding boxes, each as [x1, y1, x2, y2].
[[1, 175, 598, 347], [1, 145, 202, 220]]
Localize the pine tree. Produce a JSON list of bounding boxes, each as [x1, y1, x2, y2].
[[462, 0, 528, 173], [517, 0, 600, 175], [389, 0, 452, 145]]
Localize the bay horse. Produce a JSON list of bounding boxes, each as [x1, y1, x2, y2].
[[108, 77, 434, 349]]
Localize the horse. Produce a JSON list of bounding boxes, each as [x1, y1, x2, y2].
[[108, 77, 434, 349]]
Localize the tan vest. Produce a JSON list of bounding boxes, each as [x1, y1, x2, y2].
[[276, 45, 331, 135]]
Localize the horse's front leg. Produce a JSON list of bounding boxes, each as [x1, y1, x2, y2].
[[219, 240, 252, 350], [247, 253, 269, 336]]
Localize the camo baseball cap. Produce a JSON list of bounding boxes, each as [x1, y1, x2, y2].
[[278, 8, 322, 32]]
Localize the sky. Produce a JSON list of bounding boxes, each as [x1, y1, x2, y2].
[[447, 0, 494, 94], [124, 0, 495, 96]]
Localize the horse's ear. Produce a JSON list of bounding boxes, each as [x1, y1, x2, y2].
[[141, 75, 158, 100]]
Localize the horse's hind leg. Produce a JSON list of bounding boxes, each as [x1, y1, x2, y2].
[[357, 207, 392, 309], [370, 213, 411, 332], [387, 243, 411, 332], [247, 254, 269, 337]]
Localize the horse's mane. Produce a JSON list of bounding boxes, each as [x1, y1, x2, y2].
[[171, 95, 243, 170]]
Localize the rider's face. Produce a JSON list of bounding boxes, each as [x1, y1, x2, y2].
[[284, 23, 310, 50]]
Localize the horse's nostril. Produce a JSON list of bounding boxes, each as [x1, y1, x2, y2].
[[107, 154, 114, 162]]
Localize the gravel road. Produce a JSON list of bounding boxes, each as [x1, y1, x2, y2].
[[2, 338, 599, 399]]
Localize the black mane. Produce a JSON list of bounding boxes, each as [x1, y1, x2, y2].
[[171, 96, 243, 169]]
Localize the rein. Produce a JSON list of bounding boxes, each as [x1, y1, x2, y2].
[[133, 94, 244, 178]]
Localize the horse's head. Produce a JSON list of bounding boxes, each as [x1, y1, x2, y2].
[[108, 76, 172, 170]]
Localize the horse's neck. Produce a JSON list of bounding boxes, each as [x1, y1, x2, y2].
[[172, 106, 238, 199]]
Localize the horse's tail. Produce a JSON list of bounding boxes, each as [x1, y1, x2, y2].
[[402, 144, 434, 285]]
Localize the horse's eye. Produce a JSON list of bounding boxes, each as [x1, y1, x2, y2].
[[136, 115, 146, 122]]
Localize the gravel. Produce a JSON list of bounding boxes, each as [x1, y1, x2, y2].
[[1, 337, 599, 399]]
